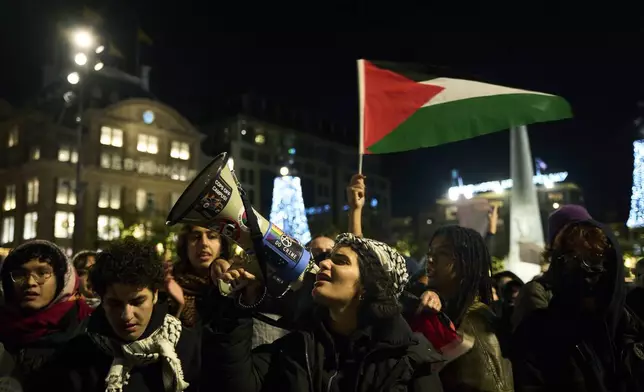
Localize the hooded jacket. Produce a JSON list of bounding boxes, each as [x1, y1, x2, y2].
[[204, 305, 444, 392], [511, 220, 643, 392]]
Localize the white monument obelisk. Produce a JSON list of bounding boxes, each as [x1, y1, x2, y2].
[[508, 125, 543, 282]]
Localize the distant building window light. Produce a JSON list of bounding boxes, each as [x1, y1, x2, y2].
[[7, 125, 18, 147], [58, 145, 78, 163], [30, 147, 40, 160], [100, 126, 123, 147], [255, 134, 265, 145], [170, 141, 190, 160], [137, 134, 158, 154]]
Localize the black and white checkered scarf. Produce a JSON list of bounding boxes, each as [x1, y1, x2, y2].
[[88, 314, 188, 392], [335, 233, 410, 297]]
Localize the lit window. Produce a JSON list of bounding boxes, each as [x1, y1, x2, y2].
[[23, 212, 38, 240], [56, 179, 77, 205], [136, 189, 154, 211], [30, 147, 40, 160], [100, 153, 122, 170], [58, 145, 78, 163], [170, 166, 189, 181], [2, 217, 15, 243], [137, 134, 158, 154], [3, 185, 16, 211], [54, 211, 75, 239], [97, 215, 122, 241], [7, 126, 18, 147], [254, 134, 265, 145], [170, 141, 190, 160], [98, 184, 121, 209], [26, 178, 39, 205], [100, 126, 123, 147]]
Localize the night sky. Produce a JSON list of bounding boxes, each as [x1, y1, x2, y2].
[[2, 1, 644, 222]]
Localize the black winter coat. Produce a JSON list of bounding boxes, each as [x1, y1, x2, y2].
[[30, 304, 201, 392], [205, 307, 444, 392]]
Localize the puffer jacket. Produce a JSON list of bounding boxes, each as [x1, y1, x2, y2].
[[440, 301, 514, 392], [205, 306, 444, 392]]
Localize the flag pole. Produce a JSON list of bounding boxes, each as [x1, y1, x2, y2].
[[357, 59, 366, 174]]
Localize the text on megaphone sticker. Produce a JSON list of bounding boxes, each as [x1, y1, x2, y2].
[[196, 178, 233, 218], [264, 225, 304, 267]]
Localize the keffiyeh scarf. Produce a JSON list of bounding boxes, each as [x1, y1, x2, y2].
[[335, 233, 410, 297], [89, 314, 189, 392]]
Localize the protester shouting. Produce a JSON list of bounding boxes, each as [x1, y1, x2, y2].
[[207, 233, 444, 392]]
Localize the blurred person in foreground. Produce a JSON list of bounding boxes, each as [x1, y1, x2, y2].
[[207, 233, 443, 392], [72, 250, 100, 309], [0, 240, 91, 384], [511, 220, 643, 392], [36, 239, 200, 392]]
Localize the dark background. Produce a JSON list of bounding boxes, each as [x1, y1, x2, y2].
[[2, 0, 644, 221]]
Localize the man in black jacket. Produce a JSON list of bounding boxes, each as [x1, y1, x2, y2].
[[34, 239, 201, 392]]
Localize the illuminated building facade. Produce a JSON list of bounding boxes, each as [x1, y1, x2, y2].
[[202, 114, 392, 239], [0, 88, 202, 254], [418, 171, 584, 258]]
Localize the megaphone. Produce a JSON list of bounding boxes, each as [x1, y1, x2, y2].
[[166, 152, 318, 296]]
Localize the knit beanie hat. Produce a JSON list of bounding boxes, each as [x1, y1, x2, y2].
[[547, 205, 592, 246], [0, 240, 69, 301], [334, 233, 409, 297]]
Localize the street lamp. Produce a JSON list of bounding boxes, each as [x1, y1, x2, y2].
[[66, 28, 103, 252], [67, 72, 80, 85]]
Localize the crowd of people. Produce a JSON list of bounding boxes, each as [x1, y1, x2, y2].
[[0, 174, 643, 392]]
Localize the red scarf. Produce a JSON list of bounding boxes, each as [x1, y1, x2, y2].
[[0, 298, 93, 345]]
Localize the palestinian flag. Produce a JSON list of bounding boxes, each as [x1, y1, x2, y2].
[[358, 60, 573, 155]]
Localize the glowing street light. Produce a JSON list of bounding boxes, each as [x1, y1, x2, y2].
[[95, 45, 105, 54], [67, 72, 80, 85], [74, 53, 88, 66], [71, 29, 94, 49], [94, 62, 104, 71], [279, 166, 290, 176]]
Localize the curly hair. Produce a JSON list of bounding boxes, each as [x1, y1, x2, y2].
[[430, 226, 494, 326], [175, 224, 229, 266], [89, 238, 164, 297]]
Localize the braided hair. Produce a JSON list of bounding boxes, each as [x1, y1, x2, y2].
[[431, 226, 493, 326]]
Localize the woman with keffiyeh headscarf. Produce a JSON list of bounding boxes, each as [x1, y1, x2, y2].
[[206, 233, 444, 392], [0, 240, 92, 386]]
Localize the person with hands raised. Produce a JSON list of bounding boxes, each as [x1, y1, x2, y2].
[[205, 233, 444, 392], [347, 174, 366, 238]]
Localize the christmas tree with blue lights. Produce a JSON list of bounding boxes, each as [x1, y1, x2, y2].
[[269, 176, 312, 244], [628, 140, 644, 228]]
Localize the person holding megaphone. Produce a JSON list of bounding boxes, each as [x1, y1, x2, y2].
[[205, 233, 444, 392]]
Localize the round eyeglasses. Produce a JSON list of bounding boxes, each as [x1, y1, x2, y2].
[[10, 270, 53, 285]]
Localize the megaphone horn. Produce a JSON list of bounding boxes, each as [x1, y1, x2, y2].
[[166, 152, 318, 294]]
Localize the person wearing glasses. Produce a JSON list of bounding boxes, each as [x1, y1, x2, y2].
[[512, 220, 643, 392], [0, 240, 92, 386]]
